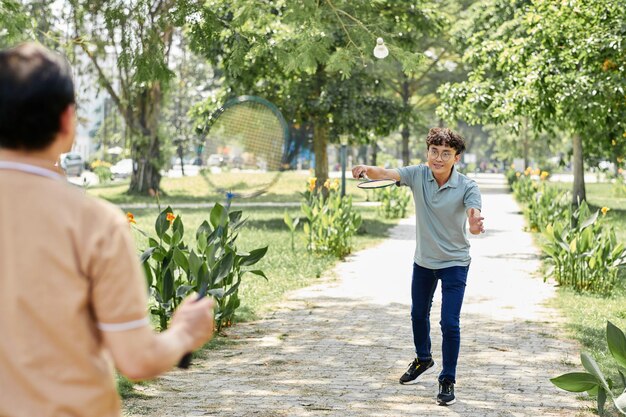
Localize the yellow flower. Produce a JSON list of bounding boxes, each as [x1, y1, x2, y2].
[[533, 168, 541, 176], [618, 157, 624, 164], [601, 207, 610, 216], [308, 177, 317, 192], [619, 168, 623, 174], [602, 59, 617, 72], [323, 179, 330, 189], [515, 172, 521, 177], [126, 212, 136, 224], [540, 171, 549, 180], [330, 179, 340, 191], [612, 139, 617, 146], [166, 212, 176, 224]]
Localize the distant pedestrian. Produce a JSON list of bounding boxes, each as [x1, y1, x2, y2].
[[0, 42, 215, 417], [352, 127, 484, 406]]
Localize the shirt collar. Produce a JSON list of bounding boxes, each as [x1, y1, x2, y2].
[[427, 165, 459, 189], [0, 150, 66, 180]]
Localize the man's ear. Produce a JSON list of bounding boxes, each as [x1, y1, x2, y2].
[[59, 104, 76, 134], [455, 153, 462, 163]]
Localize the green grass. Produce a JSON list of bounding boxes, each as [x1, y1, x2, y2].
[[88, 170, 378, 205]]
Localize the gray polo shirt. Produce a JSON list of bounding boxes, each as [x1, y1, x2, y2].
[[396, 164, 482, 269]]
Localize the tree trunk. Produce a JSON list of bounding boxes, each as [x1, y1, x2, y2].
[[313, 120, 329, 188], [401, 80, 410, 166], [371, 141, 378, 166], [129, 86, 163, 194], [401, 126, 410, 166], [571, 133, 586, 205]]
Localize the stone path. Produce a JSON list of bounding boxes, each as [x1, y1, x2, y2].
[[124, 173, 590, 417]]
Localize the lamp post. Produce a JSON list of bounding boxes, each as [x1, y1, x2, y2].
[[339, 134, 349, 197]]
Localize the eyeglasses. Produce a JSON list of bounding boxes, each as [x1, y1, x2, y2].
[[428, 148, 455, 162]]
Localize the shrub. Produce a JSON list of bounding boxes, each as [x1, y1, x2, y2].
[[132, 204, 268, 331], [542, 201, 626, 294], [301, 178, 362, 258], [374, 185, 411, 219]]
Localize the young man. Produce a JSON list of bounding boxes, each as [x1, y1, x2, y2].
[[0, 43, 215, 417], [352, 127, 484, 406]]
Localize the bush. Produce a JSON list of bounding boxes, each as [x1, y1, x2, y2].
[[542, 201, 626, 294], [301, 178, 362, 258], [132, 204, 268, 331], [91, 160, 112, 183], [374, 185, 411, 219]]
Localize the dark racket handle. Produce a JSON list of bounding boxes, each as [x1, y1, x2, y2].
[[177, 289, 207, 369]]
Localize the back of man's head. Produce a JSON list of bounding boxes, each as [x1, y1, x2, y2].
[[0, 42, 75, 151]]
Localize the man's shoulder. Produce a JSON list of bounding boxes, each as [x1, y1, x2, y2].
[[50, 181, 126, 225], [456, 171, 479, 188]]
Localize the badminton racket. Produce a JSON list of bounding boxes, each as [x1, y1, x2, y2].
[[200, 95, 289, 202]]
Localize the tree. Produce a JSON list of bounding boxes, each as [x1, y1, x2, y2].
[[189, 0, 436, 186], [0, 1, 32, 48], [67, 0, 208, 194], [438, 0, 626, 203]]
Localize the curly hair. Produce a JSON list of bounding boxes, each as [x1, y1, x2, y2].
[[425, 127, 466, 155]]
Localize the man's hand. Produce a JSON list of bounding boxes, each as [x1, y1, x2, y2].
[[468, 208, 485, 235], [352, 165, 368, 179]]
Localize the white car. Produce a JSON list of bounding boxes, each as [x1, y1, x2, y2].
[[59, 152, 83, 176], [110, 158, 134, 179]]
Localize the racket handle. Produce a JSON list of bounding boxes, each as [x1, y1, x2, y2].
[[178, 352, 193, 369], [177, 290, 207, 369]]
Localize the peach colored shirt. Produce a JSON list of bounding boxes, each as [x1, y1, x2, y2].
[[0, 152, 149, 417]]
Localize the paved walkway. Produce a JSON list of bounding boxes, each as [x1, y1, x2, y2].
[[124, 173, 589, 417]]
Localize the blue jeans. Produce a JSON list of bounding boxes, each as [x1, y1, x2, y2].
[[411, 263, 469, 383]]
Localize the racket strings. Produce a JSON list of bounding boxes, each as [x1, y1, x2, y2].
[[202, 100, 286, 195]]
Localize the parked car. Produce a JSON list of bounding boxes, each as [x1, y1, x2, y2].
[[59, 152, 83, 176], [110, 158, 134, 179], [207, 154, 225, 167]]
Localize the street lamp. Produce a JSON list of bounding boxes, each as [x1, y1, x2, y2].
[[339, 134, 349, 197]]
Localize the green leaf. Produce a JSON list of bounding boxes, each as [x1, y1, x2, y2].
[[196, 220, 212, 240], [142, 262, 154, 288], [214, 252, 235, 285], [581, 352, 611, 393], [140, 247, 157, 263], [246, 269, 268, 280], [598, 387, 607, 416], [550, 372, 598, 392], [580, 210, 599, 231], [210, 203, 226, 229], [173, 247, 189, 272], [207, 288, 225, 298], [155, 207, 172, 238], [607, 321, 626, 369], [162, 267, 174, 302], [176, 285, 193, 298], [241, 246, 268, 266], [188, 250, 203, 279], [284, 211, 294, 230]]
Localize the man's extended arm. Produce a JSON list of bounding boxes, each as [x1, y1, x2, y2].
[[351, 165, 401, 182]]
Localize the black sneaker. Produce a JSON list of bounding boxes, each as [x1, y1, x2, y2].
[[437, 378, 456, 406], [398, 358, 435, 384]]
